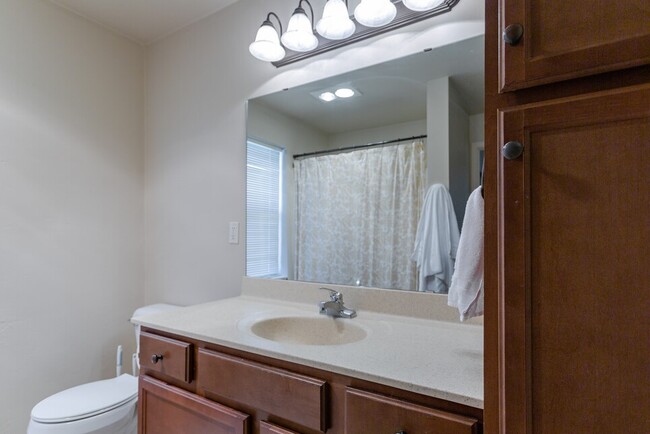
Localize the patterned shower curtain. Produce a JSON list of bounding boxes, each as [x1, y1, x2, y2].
[[294, 141, 425, 290]]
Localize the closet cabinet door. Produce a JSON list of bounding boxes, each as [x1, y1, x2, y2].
[[498, 84, 650, 433], [500, 0, 650, 91]]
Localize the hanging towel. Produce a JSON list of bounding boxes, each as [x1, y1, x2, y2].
[[448, 186, 484, 321], [411, 184, 460, 293]]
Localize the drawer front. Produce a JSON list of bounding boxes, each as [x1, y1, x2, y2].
[[139, 332, 192, 383], [197, 348, 326, 432], [139, 375, 249, 434], [260, 421, 300, 434], [345, 388, 479, 434]]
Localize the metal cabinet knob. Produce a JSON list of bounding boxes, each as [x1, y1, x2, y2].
[[395, 431, 406, 434], [502, 141, 524, 160], [503, 23, 524, 46], [151, 354, 163, 364]]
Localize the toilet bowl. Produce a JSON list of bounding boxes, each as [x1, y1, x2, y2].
[[27, 374, 138, 434], [27, 304, 180, 434]]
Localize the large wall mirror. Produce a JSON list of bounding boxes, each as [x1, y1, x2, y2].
[[246, 34, 484, 293]]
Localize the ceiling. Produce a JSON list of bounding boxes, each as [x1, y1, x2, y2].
[[48, 0, 239, 45], [252, 35, 484, 135]]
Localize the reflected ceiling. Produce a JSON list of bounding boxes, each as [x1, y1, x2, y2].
[[254, 36, 484, 134]]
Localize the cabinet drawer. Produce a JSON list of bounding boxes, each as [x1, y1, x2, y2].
[[139, 332, 192, 383], [139, 375, 249, 434], [197, 348, 327, 432], [345, 388, 479, 434]]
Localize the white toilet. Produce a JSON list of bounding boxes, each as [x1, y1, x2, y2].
[[27, 304, 180, 434]]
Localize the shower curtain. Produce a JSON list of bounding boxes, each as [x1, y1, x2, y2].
[[294, 141, 425, 290]]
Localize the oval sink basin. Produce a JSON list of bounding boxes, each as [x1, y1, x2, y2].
[[250, 316, 367, 346]]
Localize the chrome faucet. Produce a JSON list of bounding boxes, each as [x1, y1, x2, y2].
[[318, 287, 357, 318]]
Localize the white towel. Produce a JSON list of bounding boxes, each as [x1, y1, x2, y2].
[[411, 184, 460, 293], [448, 186, 484, 321]]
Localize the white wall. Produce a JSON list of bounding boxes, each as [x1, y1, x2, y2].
[[426, 77, 473, 226], [328, 119, 427, 149], [247, 101, 328, 280], [0, 1, 144, 432], [145, 0, 484, 305], [448, 83, 471, 226], [469, 113, 485, 190], [426, 77, 450, 189]]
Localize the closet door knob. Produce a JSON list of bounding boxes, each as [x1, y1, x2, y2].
[[502, 141, 524, 160], [151, 354, 163, 364], [503, 23, 524, 46]]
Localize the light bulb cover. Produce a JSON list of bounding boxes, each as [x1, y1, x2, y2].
[[319, 91, 337, 101], [402, 0, 445, 11], [249, 19, 285, 62], [281, 8, 318, 52], [335, 88, 355, 98], [316, 0, 356, 40], [354, 0, 396, 27]]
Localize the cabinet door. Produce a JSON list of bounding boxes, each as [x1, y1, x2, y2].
[[500, 0, 650, 91], [498, 85, 650, 433], [139, 375, 249, 434]]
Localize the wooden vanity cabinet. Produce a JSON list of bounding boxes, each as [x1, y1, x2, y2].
[[486, 0, 650, 433], [138, 328, 483, 434]]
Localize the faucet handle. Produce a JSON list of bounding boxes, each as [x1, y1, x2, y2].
[[319, 287, 342, 302]]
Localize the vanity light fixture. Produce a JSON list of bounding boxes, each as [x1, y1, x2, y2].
[[316, 0, 356, 40], [354, 0, 397, 27], [249, 0, 461, 67], [402, 0, 446, 11], [249, 13, 285, 62], [281, 0, 319, 52]]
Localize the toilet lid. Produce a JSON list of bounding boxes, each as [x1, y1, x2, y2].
[[31, 374, 138, 423]]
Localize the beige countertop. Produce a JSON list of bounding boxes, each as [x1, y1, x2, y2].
[[132, 278, 483, 409]]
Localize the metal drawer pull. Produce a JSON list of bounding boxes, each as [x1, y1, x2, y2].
[[502, 141, 524, 160], [503, 23, 524, 46], [151, 354, 163, 364]]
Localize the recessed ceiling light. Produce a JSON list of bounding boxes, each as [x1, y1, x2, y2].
[[335, 87, 355, 98], [319, 91, 337, 102]]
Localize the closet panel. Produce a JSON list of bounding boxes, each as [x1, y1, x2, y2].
[[498, 84, 650, 433], [500, 0, 650, 91]]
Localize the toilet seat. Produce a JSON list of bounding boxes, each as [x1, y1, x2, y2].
[[31, 374, 138, 424]]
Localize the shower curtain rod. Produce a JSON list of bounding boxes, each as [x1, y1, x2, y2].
[[293, 134, 427, 160]]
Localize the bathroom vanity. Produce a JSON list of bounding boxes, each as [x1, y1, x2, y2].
[[133, 280, 484, 433]]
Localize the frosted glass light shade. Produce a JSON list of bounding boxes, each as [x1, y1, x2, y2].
[[319, 91, 336, 101], [249, 24, 285, 62], [335, 88, 355, 98], [316, 0, 356, 40], [281, 10, 318, 52], [354, 0, 396, 27], [402, 0, 445, 11]]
